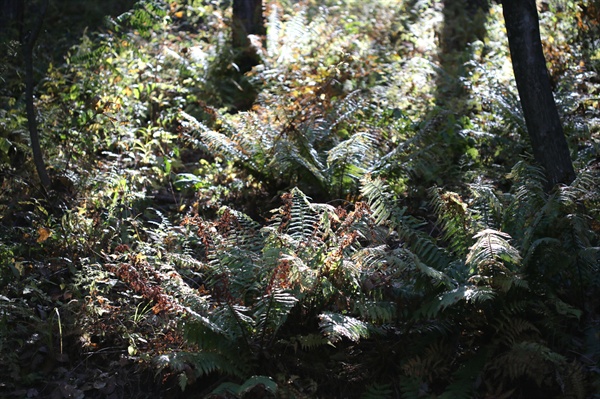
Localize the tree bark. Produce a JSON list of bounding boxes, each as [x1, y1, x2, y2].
[[502, 0, 575, 189], [23, 0, 52, 189], [232, 0, 264, 48]]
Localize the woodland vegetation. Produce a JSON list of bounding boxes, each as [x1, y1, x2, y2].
[[0, 0, 599, 398]]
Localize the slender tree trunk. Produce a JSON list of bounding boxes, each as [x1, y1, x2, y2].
[[502, 0, 575, 189], [231, 0, 264, 72], [23, 0, 52, 189], [232, 0, 264, 48]]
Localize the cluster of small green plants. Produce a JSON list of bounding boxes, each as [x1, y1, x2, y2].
[[1, 0, 599, 398]]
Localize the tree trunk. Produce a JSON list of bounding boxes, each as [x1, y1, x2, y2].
[[502, 0, 575, 189], [23, 0, 52, 189], [232, 0, 264, 48]]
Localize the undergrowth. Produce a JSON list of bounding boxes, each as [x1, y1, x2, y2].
[[0, 0, 599, 398]]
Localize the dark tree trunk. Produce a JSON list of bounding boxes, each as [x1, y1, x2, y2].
[[231, 0, 264, 72], [502, 0, 575, 189], [23, 0, 52, 189], [232, 0, 264, 47]]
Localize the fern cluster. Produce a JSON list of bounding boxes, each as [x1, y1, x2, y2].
[[3, 0, 596, 397]]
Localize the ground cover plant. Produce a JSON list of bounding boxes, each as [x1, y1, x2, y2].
[[0, 0, 599, 398]]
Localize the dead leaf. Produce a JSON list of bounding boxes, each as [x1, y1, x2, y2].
[[37, 227, 52, 243]]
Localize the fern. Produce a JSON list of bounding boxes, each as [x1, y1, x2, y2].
[[468, 182, 504, 229], [433, 285, 495, 314], [465, 229, 522, 285], [438, 350, 488, 399], [211, 375, 277, 397], [154, 350, 246, 380], [284, 188, 322, 243], [254, 290, 298, 344], [353, 299, 396, 324], [361, 175, 450, 271], [289, 333, 329, 351], [327, 132, 379, 194], [319, 312, 370, 343], [430, 188, 474, 256], [490, 341, 567, 387], [180, 110, 250, 164]]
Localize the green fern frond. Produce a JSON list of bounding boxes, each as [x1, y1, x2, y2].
[[212, 375, 278, 397], [327, 132, 379, 192], [373, 111, 460, 184], [273, 252, 317, 291], [216, 207, 264, 252], [283, 187, 322, 243], [254, 290, 299, 337], [398, 378, 425, 399], [154, 350, 246, 381], [111, 0, 168, 39], [466, 229, 521, 273], [271, 138, 327, 184], [353, 299, 396, 324], [180, 110, 249, 163], [491, 341, 566, 388], [504, 160, 547, 242], [438, 349, 488, 399], [492, 316, 539, 348], [184, 315, 239, 348], [491, 85, 526, 134], [265, 8, 310, 65], [291, 333, 329, 351], [521, 237, 562, 267], [354, 245, 449, 290], [430, 188, 473, 256], [360, 176, 449, 270], [435, 285, 495, 312], [319, 312, 370, 343], [468, 182, 503, 230]]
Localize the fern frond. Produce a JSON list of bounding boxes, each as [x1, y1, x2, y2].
[[373, 111, 459, 183], [212, 375, 278, 396], [270, 138, 326, 184], [154, 350, 246, 379], [353, 299, 396, 324], [468, 182, 503, 230], [283, 187, 322, 243], [353, 245, 449, 291], [503, 160, 547, 243], [360, 176, 449, 271], [216, 207, 264, 252], [319, 312, 370, 343], [492, 316, 539, 348], [434, 285, 495, 314], [430, 188, 473, 256], [327, 132, 379, 192], [491, 341, 566, 388], [438, 349, 488, 399], [254, 290, 299, 337], [180, 110, 249, 163], [292, 333, 329, 351], [466, 229, 521, 273]]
